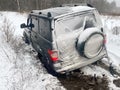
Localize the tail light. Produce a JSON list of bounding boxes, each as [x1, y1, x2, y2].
[[104, 34, 107, 44], [48, 49, 59, 62]]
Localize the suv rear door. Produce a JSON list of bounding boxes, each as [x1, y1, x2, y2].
[[55, 14, 85, 67], [54, 12, 98, 67]]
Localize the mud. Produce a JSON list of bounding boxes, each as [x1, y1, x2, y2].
[[113, 79, 120, 87], [58, 71, 109, 90], [37, 54, 110, 90], [95, 60, 120, 76]]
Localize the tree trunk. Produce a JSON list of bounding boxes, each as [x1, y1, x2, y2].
[[16, 0, 20, 12], [36, 0, 39, 9]]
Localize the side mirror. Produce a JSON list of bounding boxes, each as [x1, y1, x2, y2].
[[20, 23, 27, 28], [29, 23, 34, 28], [20, 23, 34, 29]]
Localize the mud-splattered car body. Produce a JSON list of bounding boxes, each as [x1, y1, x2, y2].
[[21, 5, 107, 74]]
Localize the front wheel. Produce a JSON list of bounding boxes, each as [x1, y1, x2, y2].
[[23, 32, 30, 45]]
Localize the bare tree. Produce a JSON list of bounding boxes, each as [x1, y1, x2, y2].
[[36, 0, 39, 9], [2, 18, 15, 43], [16, 0, 21, 12]]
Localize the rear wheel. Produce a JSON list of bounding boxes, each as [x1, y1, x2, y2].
[[38, 52, 61, 76]]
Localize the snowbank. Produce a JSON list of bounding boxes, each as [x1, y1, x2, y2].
[[102, 15, 120, 66], [0, 12, 65, 90], [0, 11, 27, 36]]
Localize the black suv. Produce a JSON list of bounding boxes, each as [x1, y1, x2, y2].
[[21, 4, 107, 74]]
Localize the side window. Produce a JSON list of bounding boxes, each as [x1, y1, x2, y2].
[[84, 14, 97, 29], [38, 18, 51, 41], [31, 16, 39, 32], [27, 17, 32, 30]]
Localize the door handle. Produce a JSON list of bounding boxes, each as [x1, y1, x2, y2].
[[35, 36, 37, 38]]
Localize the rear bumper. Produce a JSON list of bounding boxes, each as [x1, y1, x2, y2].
[[54, 52, 107, 73]]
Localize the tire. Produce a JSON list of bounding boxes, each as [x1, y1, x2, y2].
[[77, 27, 104, 59], [38, 52, 60, 76], [23, 32, 30, 45]]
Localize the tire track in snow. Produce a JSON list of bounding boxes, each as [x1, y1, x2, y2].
[[107, 50, 120, 65]]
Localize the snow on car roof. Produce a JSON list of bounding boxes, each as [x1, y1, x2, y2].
[[72, 6, 94, 12], [32, 6, 95, 18]]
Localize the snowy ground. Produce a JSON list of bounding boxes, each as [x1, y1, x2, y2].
[[81, 15, 120, 90], [0, 12, 120, 90], [0, 12, 65, 90]]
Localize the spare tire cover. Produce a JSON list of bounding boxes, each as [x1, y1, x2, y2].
[[77, 27, 104, 59]]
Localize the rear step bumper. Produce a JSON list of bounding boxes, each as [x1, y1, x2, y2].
[[55, 53, 107, 73]]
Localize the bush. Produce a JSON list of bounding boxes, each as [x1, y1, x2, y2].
[[2, 17, 15, 43], [1, 17, 25, 53], [112, 26, 120, 35]]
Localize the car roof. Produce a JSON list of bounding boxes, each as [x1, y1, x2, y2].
[[31, 6, 95, 19]]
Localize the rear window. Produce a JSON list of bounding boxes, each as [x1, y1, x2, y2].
[[55, 13, 97, 36]]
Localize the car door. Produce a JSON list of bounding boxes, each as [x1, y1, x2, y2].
[[37, 17, 52, 50], [55, 14, 85, 67], [30, 15, 40, 52]]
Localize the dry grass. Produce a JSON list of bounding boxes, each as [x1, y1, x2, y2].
[[2, 17, 15, 43]]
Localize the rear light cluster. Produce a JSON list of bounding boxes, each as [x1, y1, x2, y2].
[[48, 49, 59, 62], [104, 34, 107, 44]]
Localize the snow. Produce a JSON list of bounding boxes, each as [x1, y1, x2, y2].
[[82, 65, 120, 90], [81, 15, 120, 90], [72, 6, 94, 12], [102, 15, 120, 66], [0, 11, 120, 90], [0, 11, 27, 36], [107, 0, 120, 7], [0, 12, 65, 90], [78, 27, 101, 44]]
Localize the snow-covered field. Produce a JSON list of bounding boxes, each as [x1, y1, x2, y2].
[[0, 12, 65, 90], [0, 12, 120, 90]]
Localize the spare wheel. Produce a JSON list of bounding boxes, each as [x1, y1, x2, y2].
[[77, 27, 104, 59]]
